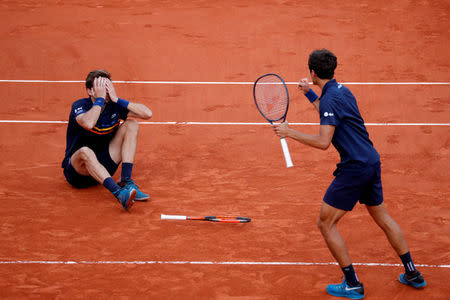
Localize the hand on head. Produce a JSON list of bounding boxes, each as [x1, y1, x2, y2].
[[91, 77, 107, 99], [105, 79, 118, 103]]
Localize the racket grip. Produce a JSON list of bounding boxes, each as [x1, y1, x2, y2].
[[280, 138, 294, 168], [161, 214, 187, 220]]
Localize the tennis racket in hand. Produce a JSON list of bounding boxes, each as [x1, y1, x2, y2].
[[161, 214, 251, 223], [253, 73, 293, 168]]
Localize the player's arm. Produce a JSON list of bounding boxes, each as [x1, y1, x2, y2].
[[298, 78, 320, 113], [125, 102, 152, 119], [76, 77, 107, 130], [105, 79, 152, 119], [274, 122, 335, 150]]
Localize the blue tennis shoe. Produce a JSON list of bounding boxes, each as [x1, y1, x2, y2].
[[113, 186, 136, 211], [399, 271, 427, 289], [119, 178, 150, 201], [326, 279, 364, 299]]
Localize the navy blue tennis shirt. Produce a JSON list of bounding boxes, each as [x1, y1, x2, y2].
[[61, 98, 128, 168], [305, 79, 379, 167]]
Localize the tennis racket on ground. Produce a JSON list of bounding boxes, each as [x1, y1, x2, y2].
[[161, 214, 251, 223], [253, 73, 293, 168]]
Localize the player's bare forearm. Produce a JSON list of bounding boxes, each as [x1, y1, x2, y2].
[[127, 102, 152, 119], [286, 129, 330, 150], [105, 79, 151, 119], [76, 106, 102, 130], [275, 123, 334, 150]]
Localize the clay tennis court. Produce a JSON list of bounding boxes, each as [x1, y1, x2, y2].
[[0, 1, 449, 299]]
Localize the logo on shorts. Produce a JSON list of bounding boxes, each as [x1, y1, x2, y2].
[[111, 113, 117, 119], [74, 107, 83, 114], [324, 112, 334, 117]]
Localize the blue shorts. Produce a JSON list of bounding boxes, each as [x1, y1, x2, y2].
[[63, 146, 119, 188], [323, 161, 383, 211]]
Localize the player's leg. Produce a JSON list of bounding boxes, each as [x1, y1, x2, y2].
[[366, 203, 408, 255], [70, 147, 110, 183], [109, 119, 138, 165], [321, 166, 368, 299], [69, 147, 136, 210], [319, 202, 364, 299], [109, 119, 149, 200], [362, 162, 426, 289], [318, 202, 351, 267], [366, 203, 426, 288]]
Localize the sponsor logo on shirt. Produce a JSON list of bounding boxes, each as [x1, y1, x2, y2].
[[324, 112, 334, 117]]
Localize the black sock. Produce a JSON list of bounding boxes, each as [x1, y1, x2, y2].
[[121, 162, 133, 182], [400, 252, 417, 275], [342, 264, 360, 287], [103, 177, 120, 194]]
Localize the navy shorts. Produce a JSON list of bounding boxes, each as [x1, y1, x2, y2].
[[323, 161, 383, 211], [63, 146, 119, 188]]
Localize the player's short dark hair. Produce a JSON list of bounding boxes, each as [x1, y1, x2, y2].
[[308, 49, 337, 79], [85, 70, 111, 89]]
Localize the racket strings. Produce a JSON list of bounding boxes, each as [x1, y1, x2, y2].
[[254, 76, 288, 121]]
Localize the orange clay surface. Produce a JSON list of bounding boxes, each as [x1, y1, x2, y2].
[[0, 1, 449, 299]]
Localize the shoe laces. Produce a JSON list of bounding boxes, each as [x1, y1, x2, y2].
[[334, 277, 347, 290], [406, 271, 422, 281], [123, 178, 139, 189]]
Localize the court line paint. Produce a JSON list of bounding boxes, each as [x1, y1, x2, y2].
[[0, 80, 449, 85], [0, 120, 449, 126], [0, 260, 448, 267]]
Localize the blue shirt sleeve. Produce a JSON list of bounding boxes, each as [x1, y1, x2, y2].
[[71, 100, 90, 118], [118, 100, 129, 120], [319, 97, 339, 126]]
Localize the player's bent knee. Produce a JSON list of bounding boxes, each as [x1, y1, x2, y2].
[[78, 147, 96, 162], [123, 119, 139, 134]]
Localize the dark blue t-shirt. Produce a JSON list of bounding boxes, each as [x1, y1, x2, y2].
[[61, 98, 128, 168], [317, 79, 379, 167]]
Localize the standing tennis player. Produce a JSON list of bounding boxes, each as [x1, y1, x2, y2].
[[62, 70, 152, 211], [273, 49, 426, 299]]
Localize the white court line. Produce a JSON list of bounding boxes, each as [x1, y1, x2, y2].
[[0, 80, 449, 85], [0, 260, 448, 267], [0, 120, 449, 126]]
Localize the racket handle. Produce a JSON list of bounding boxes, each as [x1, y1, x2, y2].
[[161, 214, 187, 220], [280, 138, 294, 168]]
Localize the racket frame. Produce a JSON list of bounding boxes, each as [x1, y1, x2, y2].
[[253, 73, 290, 123], [253, 73, 293, 168], [161, 214, 251, 223]]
